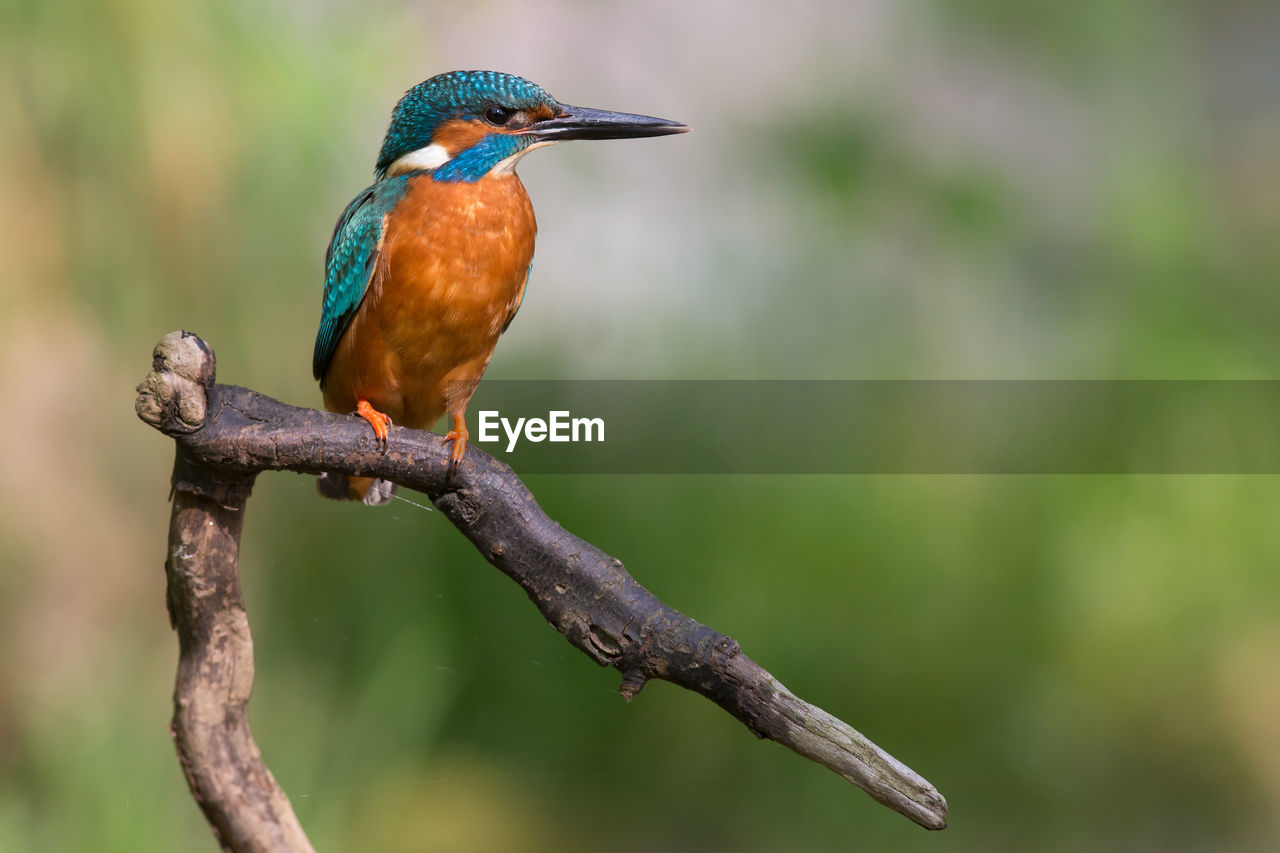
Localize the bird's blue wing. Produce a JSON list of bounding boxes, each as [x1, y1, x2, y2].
[[312, 178, 410, 380]]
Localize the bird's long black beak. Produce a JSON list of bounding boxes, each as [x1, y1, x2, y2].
[[530, 104, 688, 142]]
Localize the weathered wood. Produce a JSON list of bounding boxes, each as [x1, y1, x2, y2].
[[136, 331, 947, 849], [139, 333, 314, 852]]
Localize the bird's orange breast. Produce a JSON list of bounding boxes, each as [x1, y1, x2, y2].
[[321, 172, 537, 429]]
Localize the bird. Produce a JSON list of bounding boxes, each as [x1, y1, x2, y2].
[[312, 70, 687, 504]]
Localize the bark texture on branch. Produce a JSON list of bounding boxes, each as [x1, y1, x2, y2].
[[136, 331, 948, 850], [142, 333, 314, 852]]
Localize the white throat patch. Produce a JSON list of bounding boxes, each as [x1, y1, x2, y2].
[[490, 139, 560, 176], [385, 143, 451, 177]]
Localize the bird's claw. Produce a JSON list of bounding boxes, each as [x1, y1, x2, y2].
[[356, 400, 393, 453], [442, 419, 469, 480]]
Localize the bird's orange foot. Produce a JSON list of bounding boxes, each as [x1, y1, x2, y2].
[[356, 399, 392, 452], [442, 413, 469, 480]]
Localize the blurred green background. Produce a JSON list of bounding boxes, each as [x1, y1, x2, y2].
[[3, 0, 1279, 850]]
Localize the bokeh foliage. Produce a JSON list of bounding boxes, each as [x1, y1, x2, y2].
[[2, 0, 1279, 850]]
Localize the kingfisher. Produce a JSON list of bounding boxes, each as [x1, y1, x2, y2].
[[312, 70, 687, 503]]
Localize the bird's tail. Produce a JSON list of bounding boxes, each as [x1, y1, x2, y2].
[[316, 472, 397, 506]]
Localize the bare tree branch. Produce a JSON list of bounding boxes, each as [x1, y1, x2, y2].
[[136, 331, 948, 850]]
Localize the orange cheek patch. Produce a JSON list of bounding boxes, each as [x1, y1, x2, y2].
[[525, 103, 558, 122], [433, 119, 494, 156]]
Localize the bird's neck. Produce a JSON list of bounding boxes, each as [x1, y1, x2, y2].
[[381, 119, 554, 183], [390, 168, 535, 231]]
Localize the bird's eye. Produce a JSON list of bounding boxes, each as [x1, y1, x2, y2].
[[484, 105, 513, 126]]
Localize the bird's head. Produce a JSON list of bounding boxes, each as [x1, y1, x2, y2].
[[375, 70, 687, 182]]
